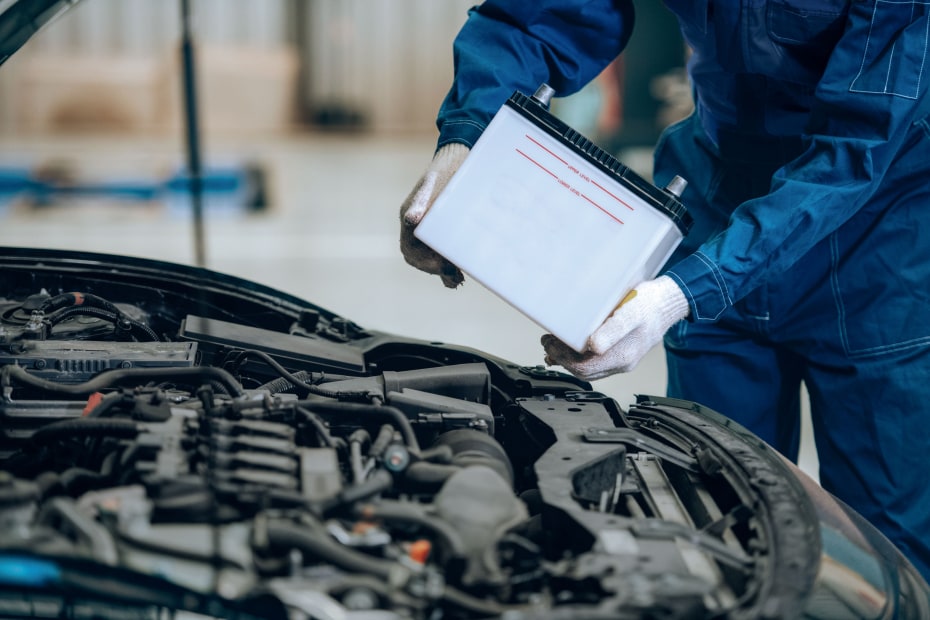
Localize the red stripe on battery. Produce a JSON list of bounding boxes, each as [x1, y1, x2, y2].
[[581, 194, 624, 225], [516, 148, 625, 226], [516, 149, 559, 179], [526, 134, 634, 213], [591, 180, 635, 212], [525, 134, 569, 166]]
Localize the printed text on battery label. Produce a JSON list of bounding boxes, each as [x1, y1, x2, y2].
[[516, 134, 635, 226]]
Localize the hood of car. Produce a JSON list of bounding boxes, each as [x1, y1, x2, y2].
[[0, 0, 80, 66]]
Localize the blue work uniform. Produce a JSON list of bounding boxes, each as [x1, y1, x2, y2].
[[435, 0, 930, 580]]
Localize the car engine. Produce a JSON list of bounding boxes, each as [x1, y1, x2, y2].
[[0, 248, 911, 620]]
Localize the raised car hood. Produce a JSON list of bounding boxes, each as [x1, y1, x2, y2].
[[0, 0, 80, 66]]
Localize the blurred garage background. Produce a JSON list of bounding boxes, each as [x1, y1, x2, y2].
[[0, 0, 817, 477]]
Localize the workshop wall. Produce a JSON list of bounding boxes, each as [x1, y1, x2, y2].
[[301, 1, 474, 132], [0, 0, 474, 136]]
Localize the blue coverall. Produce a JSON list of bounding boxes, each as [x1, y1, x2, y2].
[[435, 1, 930, 580]]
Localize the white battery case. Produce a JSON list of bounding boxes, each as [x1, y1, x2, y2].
[[415, 87, 691, 353]]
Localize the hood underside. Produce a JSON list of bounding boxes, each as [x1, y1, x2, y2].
[[0, 0, 80, 66]]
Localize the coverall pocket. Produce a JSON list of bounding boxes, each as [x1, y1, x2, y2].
[[766, 0, 848, 47], [829, 123, 930, 359], [764, 0, 848, 81], [849, 1, 930, 100], [830, 231, 930, 359]]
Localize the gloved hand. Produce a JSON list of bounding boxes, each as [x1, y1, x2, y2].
[[542, 275, 690, 380], [399, 143, 471, 288]]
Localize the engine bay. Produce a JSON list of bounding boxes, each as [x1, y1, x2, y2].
[[0, 249, 822, 619]]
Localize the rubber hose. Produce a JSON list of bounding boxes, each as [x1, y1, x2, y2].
[[368, 424, 396, 458], [40, 292, 121, 315], [403, 461, 461, 487], [255, 370, 319, 394], [353, 499, 467, 557], [230, 350, 371, 400], [266, 521, 399, 581], [295, 406, 334, 447], [84, 392, 130, 418], [330, 469, 393, 507], [30, 418, 139, 446], [441, 585, 508, 616], [297, 401, 419, 453], [3, 364, 245, 398]]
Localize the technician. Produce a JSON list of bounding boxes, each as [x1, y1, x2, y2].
[[399, 0, 930, 580]]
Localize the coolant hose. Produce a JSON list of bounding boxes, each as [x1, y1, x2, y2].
[[29, 418, 140, 447]]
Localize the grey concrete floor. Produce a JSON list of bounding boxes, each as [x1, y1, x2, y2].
[[0, 130, 818, 479]]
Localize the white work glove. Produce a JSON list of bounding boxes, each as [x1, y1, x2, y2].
[[542, 275, 690, 381], [399, 143, 471, 288]]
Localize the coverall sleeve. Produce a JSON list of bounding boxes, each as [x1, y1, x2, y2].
[[436, 0, 635, 150], [666, 3, 930, 321]]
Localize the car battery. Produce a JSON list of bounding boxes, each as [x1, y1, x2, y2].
[[414, 84, 692, 353]]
